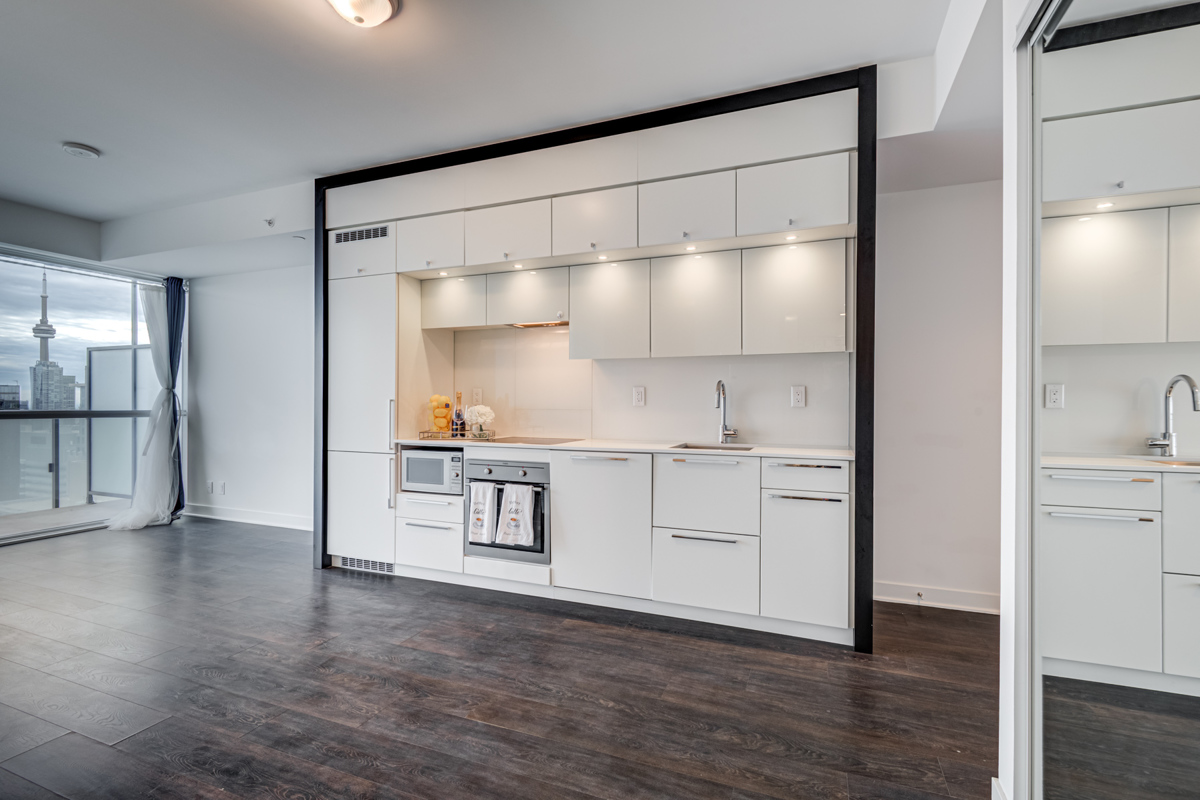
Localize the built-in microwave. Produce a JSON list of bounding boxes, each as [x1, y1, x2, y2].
[[399, 446, 463, 495]]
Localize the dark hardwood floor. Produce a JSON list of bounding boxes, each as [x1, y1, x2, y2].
[[0, 517, 998, 799]]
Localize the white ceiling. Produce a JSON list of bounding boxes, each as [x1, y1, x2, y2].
[[0, 0, 958, 223]]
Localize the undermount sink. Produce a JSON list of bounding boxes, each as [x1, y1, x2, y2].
[[1156, 461, 1200, 467], [671, 443, 755, 451]]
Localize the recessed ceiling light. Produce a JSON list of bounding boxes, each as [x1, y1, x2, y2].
[[1079, 217, 1092, 222], [439, 272, 447, 276], [786, 235, 797, 241], [1097, 202, 1114, 209], [62, 142, 101, 159], [325, 0, 398, 27], [789, 245, 797, 249], [458, 278, 465, 282], [685, 245, 696, 251], [694, 255, 702, 259], [514, 264, 523, 269], [529, 271, 537, 274], [598, 255, 607, 260]]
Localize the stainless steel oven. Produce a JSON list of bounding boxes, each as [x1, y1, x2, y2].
[[400, 446, 463, 495], [464, 458, 550, 565]]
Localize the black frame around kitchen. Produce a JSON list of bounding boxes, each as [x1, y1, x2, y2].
[[313, 65, 879, 653]]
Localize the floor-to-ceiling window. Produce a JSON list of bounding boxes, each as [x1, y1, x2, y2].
[[0, 255, 178, 543]]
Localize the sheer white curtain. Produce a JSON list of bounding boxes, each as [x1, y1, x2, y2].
[[108, 284, 179, 529]]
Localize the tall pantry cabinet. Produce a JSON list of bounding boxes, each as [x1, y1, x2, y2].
[[326, 230, 398, 565]]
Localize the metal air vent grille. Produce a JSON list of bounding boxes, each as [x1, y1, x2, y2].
[[340, 557, 395, 574], [335, 226, 388, 244]]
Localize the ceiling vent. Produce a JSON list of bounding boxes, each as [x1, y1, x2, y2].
[[339, 556, 395, 574], [335, 226, 388, 244]]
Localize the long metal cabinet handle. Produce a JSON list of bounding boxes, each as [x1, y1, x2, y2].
[[770, 463, 843, 469], [671, 533, 738, 544], [570, 455, 629, 461], [672, 458, 740, 465], [402, 498, 452, 506], [404, 522, 452, 530], [388, 458, 395, 509], [389, 399, 395, 445], [768, 494, 844, 503], [1047, 512, 1154, 523], [1048, 474, 1154, 483]]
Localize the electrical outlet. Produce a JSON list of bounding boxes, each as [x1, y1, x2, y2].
[[790, 385, 806, 408], [218, 482, 226, 496], [1045, 383, 1065, 409], [471, 388, 482, 405], [206, 481, 214, 494], [632, 386, 646, 407]]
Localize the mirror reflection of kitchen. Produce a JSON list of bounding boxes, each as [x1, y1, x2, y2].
[[1036, 2, 1200, 797]]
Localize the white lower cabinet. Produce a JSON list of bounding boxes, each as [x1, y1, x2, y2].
[[328, 451, 397, 565], [760, 490, 850, 628], [651, 527, 760, 615], [1038, 505, 1162, 672], [653, 454, 761, 535], [550, 451, 652, 598], [395, 518, 464, 573], [1164, 572, 1200, 679], [1163, 471, 1200, 575]]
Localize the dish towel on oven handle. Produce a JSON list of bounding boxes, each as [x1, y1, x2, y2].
[[468, 481, 497, 544], [495, 483, 535, 547]]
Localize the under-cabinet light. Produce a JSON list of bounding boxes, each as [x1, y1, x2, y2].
[[786, 235, 797, 240], [325, 0, 398, 27], [511, 321, 570, 328], [439, 272, 447, 276], [1097, 203, 1114, 209], [598, 255, 607, 260], [1079, 217, 1092, 222], [685, 245, 696, 251], [514, 264, 523, 269]]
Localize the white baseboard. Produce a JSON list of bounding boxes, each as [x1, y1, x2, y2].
[[874, 580, 1000, 614], [183, 503, 312, 531], [992, 776, 1009, 800], [1043, 656, 1200, 698]]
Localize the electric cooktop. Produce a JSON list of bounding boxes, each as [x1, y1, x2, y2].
[[490, 437, 582, 445]]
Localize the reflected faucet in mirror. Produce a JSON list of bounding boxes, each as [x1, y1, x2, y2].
[[1147, 374, 1200, 457]]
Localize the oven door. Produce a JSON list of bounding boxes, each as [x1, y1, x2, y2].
[[401, 451, 456, 494], [464, 482, 550, 565]]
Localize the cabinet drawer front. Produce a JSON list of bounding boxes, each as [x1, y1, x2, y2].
[[1164, 573, 1200, 679], [760, 490, 850, 628], [653, 454, 761, 535], [638, 172, 735, 247], [736, 152, 850, 236], [1163, 472, 1200, 575], [652, 528, 759, 615], [328, 223, 396, 280], [1040, 469, 1161, 511], [761, 458, 850, 493], [1038, 505, 1162, 672], [396, 518, 464, 573], [395, 492, 464, 524], [395, 212, 464, 273], [465, 199, 551, 266]]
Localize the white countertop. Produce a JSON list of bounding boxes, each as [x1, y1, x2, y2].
[[1042, 454, 1200, 473], [396, 437, 853, 461]]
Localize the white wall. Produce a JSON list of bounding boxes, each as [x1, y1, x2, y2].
[[186, 264, 314, 529], [875, 179, 1003, 613], [0, 197, 101, 261]]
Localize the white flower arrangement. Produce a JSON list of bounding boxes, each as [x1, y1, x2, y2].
[[464, 405, 495, 428]]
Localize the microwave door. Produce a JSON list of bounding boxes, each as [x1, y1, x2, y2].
[[405, 456, 445, 489]]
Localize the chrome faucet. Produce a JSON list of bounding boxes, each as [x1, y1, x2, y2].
[[1147, 374, 1200, 457], [715, 380, 738, 444]]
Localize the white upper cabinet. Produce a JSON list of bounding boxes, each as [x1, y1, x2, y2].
[[328, 274, 397, 453], [637, 90, 857, 181], [742, 240, 846, 355], [650, 250, 741, 358], [1169, 205, 1200, 343], [1041, 208, 1168, 346], [395, 212, 463, 273], [1043, 98, 1200, 202], [422, 275, 486, 329], [736, 153, 850, 236], [552, 186, 638, 256], [326, 165, 467, 229], [569, 260, 650, 360], [462, 134, 638, 208], [465, 199, 551, 266], [486, 267, 569, 326], [327, 223, 395, 280], [639, 172, 735, 247]]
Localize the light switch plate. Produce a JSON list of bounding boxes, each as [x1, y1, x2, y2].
[[206, 481, 214, 494], [471, 388, 483, 405], [790, 385, 806, 408], [1045, 384, 1065, 409], [632, 386, 646, 407], [218, 482, 226, 496]]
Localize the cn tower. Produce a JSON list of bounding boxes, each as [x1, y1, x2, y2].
[[31, 271, 56, 363]]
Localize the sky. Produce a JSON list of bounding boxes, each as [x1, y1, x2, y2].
[[0, 260, 148, 401]]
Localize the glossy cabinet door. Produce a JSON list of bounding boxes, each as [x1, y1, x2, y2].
[[568, 260, 650, 360], [1038, 505, 1162, 672], [395, 212, 464, 273], [421, 275, 487, 329], [651, 528, 760, 615], [550, 451, 653, 599], [1168, 204, 1200, 342], [652, 453, 760, 536], [649, 250, 741, 358], [551, 186, 638, 256], [464, 199, 551, 266], [395, 519, 464, 573], [328, 450, 397, 565], [327, 274, 396, 453], [1164, 573, 1200, 679], [327, 223, 396, 279], [462, 133, 638, 208], [760, 489, 850, 628], [485, 267, 569, 326], [1041, 208, 1168, 346], [742, 240, 846, 355], [638, 171, 736, 247], [736, 152, 851, 236], [1163, 471, 1200, 575]]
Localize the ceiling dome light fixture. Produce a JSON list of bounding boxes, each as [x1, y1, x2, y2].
[[62, 142, 101, 159], [325, 0, 398, 27]]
